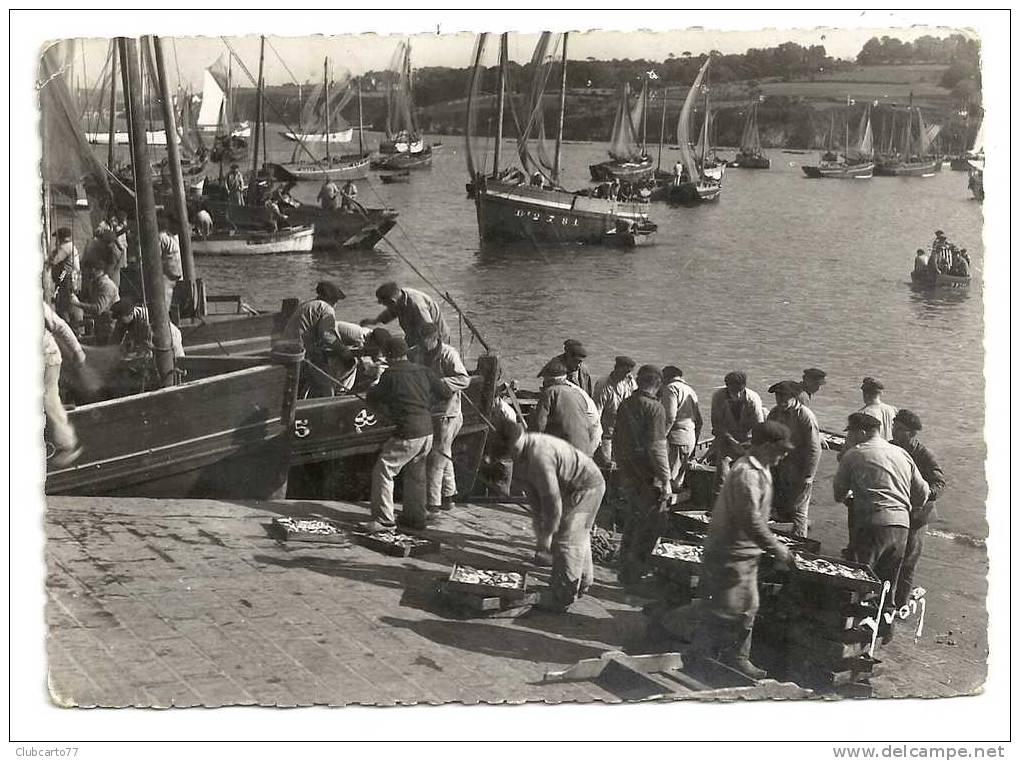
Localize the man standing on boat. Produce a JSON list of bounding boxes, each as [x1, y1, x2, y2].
[[710, 371, 766, 488], [70, 258, 119, 342], [317, 178, 340, 210], [834, 412, 930, 609], [859, 377, 897, 440], [361, 282, 451, 349], [225, 164, 246, 206], [889, 409, 946, 609], [410, 323, 471, 514], [49, 227, 81, 328], [281, 281, 350, 398], [340, 181, 365, 214], [613, 364, 672, 584], [157, 215, 183, 314], [362, 336, 442, 533], [43, 301, 91, 468], [530, 360, 599, 456], [539, 340, 595, 398], [659, 366, 703, 492], [765, 380, 820, 537], [495, 420, 606, 612], [592, 355, 637, 467]]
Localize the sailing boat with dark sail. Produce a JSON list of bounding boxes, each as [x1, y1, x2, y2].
[[372, 41, 432, 170], [466, 32, 656, 246], [730, 96, 770, 169], [589, 80, 653, 181], [802, 102, 874, 179]]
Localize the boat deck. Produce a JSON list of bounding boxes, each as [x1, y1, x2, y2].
[[45, 462, 986, 707]]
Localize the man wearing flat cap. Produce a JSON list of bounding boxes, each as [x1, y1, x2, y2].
[[613, 364, 672, 584], [890, 409, 946, 608], [530, 359, 599, 455], [693, 421, 796, 679], [592, 355, 637, 466], [709, 371, 766, 489], [539, 339, 595, 398], [361, 281, 451, 350], [281, 281, 352, 397], [410, 323, 471, 513], [766, 380, 821, 537], [797, 368, 826, 405], [834, 412, 930, 606], [859, 376, 897, 440]]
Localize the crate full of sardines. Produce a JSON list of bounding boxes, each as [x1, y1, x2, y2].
[[270, 517, 347, 544], [788, 552, 882, 594], [444, 564, 531, 599], [355, 529, 441, 558], [650, 537, 704, 573]]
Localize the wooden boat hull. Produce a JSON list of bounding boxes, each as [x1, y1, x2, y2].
[[802, 162, 874, 179], [370, 148, 433, 170], [911, 270, 971, 289], [730, 153, 771, 169], [379, 171, 412, 184], [193, 197, 398, 251], [191, 225, 315, 256], [266, 155, 370, 182], [279, 129, 354, 144], [474, 179, 652, 245], [589, 158, 655, 182], [285, 355, 501, 501], [45, 360, 301, 500], [874, 159, 940, 177]]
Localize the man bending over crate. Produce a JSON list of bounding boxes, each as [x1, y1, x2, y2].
[[495, 421, 606, 612], [692, 421, 796, 679]]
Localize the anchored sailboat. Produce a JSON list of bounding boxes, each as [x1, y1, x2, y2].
[[372, 41, 432, 170], [466, 32, 656, 246], [589, 80, 653, 182], [875, 106, 940, 177], [663, 59, 721, 204], [802, 102, 875, 179], [730, 96, 770, 169]]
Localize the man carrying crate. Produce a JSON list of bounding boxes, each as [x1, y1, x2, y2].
[[693, 421, 796, 679]]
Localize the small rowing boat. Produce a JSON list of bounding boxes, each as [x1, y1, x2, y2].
[[910, 270, 971, 289], [192, 225, 315, 256]]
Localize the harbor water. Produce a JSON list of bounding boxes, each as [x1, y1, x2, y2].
[[93, 132, 989, 542]]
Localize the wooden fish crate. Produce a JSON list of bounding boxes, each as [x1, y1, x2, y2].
[[649, 537, 705, 574], [269, 517, 348, 545], [670, 509, 712, 533], [686, 462, 716, 508], [435, 582, 539, 617], [444, 564, 531, 600], [788, 552, 883, 594], [354, 531, 441, 558]]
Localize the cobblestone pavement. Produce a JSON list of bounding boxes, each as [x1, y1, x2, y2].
[[46, 473, 987, 707]]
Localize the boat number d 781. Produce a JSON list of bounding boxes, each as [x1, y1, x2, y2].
[[515, 209, 579, 226]]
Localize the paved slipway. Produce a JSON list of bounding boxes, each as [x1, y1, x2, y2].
[[44, 460, 988, 708]]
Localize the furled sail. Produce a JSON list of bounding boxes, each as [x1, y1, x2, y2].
[[676, 58, 710, 183]]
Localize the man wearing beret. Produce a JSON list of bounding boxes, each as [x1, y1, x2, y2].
[[613, 364, 672, 584], [890, 409, 946, 608], [539, 339, 595, 399], [592, 355, 637, 466], [859, 377, 898, 440], [797, 368, 826, 405], [834, 413, 930, 604], [362, 336, 444, 532], [694, 421, 796, 678], [361, 281, 451, 349], [281, 281, 352, 398], [530, 359, 598, 455], [766, 380, 821, 537]]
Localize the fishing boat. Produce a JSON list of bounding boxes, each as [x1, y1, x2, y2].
[[271, 59, 370, 182], [802, 103, 875, 179], [191, 225, 315, 256], [874, 107, 940, 177], [370, 41, 433, 170], [466, 32, 654, 247], [658, 59, 722, 205], [196, 54, 249, 165], [589, 80, 654, 182], [730, 97, 770, 169]]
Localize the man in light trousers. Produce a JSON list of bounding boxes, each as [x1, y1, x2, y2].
[[362, 336, 442, 532], [410, 323, 471, 513]]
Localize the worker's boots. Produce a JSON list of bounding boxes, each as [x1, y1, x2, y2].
[[718, 627, 767, 681]]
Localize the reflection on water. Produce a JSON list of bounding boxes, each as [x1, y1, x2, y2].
[[89, 131, 987, 539]]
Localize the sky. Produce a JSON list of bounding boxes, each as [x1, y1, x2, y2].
[[61, 21, 977, 93]]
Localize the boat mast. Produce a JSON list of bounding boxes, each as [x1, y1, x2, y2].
[[492, 33, 507, 178], [553, 32, 568, 186], [251, 36, 265, 175], [641, 77, 648, 156], [107, 42, 118, 168], [700, 79, 709, 169], [324, 57, 331, 162], [120, 36, 175, 388], [152, 35, 196, 312], [656, 86, 667, 171], [357, 76, 365, 154], [844, 98, 850, 160]]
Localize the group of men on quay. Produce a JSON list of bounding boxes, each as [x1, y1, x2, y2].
[[282, 280, 946, 678]]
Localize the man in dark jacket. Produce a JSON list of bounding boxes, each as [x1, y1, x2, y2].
[[538, 339, 595, 398], [361, 336, 441, 532], [766, 380, 821, 537], [529, 359, 596, 454], [280, 281, 352, 398], [890, 409, 946, 608], [613, 364, 672, 584], [361, 281, 451, 348]]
